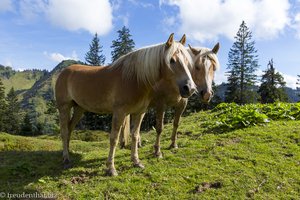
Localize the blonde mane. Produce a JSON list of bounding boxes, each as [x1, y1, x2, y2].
[[110, 42, 192, 86], [188, 47, 220, 71]]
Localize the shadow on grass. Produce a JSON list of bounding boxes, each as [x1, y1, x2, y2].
[[0, 150, 87, 193], [0, 148, 134, 194], [202, 126, 233, 134]]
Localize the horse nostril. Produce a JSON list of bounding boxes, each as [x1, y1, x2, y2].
[[200, 90, 205, 97], [183, 85, 190, 92]]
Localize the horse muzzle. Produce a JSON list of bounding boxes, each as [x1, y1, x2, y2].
[[199, 89, 214, 103], [179, 80, 196, 98]]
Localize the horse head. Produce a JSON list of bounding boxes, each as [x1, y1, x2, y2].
[[163, 33, 196, 98], [188, 43, 220, 103]]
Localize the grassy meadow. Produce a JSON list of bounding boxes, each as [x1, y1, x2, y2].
[[0, 109, 299, 199]]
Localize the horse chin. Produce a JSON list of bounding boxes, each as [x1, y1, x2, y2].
[[199, 94, 212, 104], [179, 89, 193, 98], [181, 93, 191, 98]]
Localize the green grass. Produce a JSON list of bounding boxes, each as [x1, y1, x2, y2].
[[2, 70, 44, 94], [0, 111, 299, 199]]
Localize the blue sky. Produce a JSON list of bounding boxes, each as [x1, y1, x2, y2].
[[0, 0, 300, 88]]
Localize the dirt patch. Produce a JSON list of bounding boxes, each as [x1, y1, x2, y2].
[[283, 153, 294, 157], [71, 174, 88, 184], [217, 137, 241, 146], [193, 181, 222, 193], [70, 171, 97, 184]]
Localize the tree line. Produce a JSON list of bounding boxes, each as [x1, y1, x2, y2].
[[225, 21, 288, 104], [0, 23, 299, 135], [0, 84, 24, 135]]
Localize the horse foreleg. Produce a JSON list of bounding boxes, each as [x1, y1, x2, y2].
[[170, 99, 188, 149], [131, 113, 145, 168], [106, 111, 126, 176], [154, 109, 165, 158], [58, 104, 71, 168], [120, 115, 130, 149]]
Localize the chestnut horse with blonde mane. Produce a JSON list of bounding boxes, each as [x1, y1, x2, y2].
[[120, 43, 220, 158], [55, 34, 196, 176]]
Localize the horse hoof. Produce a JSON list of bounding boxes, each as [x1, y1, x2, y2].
[[63, 159, 72, 169], [133, 162, 145, 169], [120, 143, 125, 149], [106, 169, 118, 176], [169, 144, 178, 149], [154, 152, 163, 159]]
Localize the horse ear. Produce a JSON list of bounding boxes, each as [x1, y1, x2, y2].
[[166, 33, 174, 48], [179, 34, 186, 45], [188, 44, 201, 55], [212, 42, 220, 54]]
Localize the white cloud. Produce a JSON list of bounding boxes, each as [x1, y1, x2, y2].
[[117, 13, 129, 27], [0, 0, 13, 12], [46, 0, 113, 35], [160, 0, 291, 42], [4, 60, 13, 67], [8, 0, 113, 35], [111, 0, 122, 11], [43, 51, 78, 63], [282, 73, 298, 89], [19, 0, 47, 21], [129, 0, 154, 8], [214, 69, 227, 85], [292, 13, 300, 38]]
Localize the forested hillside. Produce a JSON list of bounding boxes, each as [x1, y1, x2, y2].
[[0, 60, 81, 133]]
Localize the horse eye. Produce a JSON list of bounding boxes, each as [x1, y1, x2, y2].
[[170, 58, 175, 64]]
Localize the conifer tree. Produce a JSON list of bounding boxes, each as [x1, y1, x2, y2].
[[225, 21, 259, 104], [111, 26, 135, 62], [84, 33, 107, 130], [5, 87, 21, 134], [85, 33, 105, 65], [0, 78, 7, 132], [258, 59, 287, 103], [20, 113, 32, 136]]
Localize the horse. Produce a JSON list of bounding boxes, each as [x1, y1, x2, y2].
[[120, 43, 220, 158], [55, 33, 196, 176]]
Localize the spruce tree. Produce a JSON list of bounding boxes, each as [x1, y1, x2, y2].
[[0, 78, 7, 132], [111, 26, 135, 62], [225, 21, 259, 104], [258, 59, 287, 103], [20, 113, 32, 136], [5, 87, 21, 134], [84, 33, 107, 130], [85, 33, 105, 65]]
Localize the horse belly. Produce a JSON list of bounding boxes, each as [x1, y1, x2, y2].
[[68, 75, 116, 114], [72, 88, 114, 113]]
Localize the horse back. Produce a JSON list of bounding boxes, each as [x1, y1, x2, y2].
[[55, 64, 151, 114]]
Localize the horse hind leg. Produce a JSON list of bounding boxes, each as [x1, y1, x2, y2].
[[58, 104, 72, 169], [68, 105, 85, 146], [119, 115, 130, 149]]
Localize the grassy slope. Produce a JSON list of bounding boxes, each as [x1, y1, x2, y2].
[[19, 60, 80, 131], [0, 111, 299, 199], [2, 71, 44, 95]]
